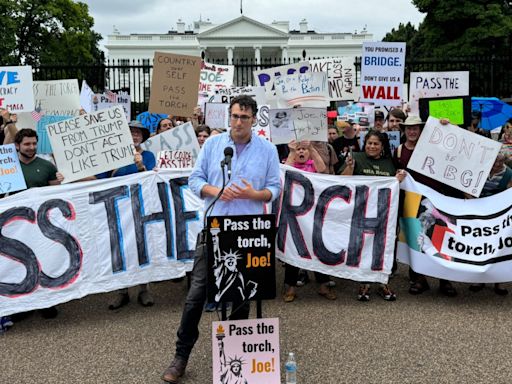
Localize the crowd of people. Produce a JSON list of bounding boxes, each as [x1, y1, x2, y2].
[[0, 94, 511, 383]]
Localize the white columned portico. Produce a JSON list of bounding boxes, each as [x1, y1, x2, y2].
[[254, 46, 261, 64], [227, 46, 234, 64]]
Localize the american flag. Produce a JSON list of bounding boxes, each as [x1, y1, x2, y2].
[[31, 110, 43, 122], [105, 89, 117, 103]]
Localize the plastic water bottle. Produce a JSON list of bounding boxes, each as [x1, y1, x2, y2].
[[285, 352, 297, 384]]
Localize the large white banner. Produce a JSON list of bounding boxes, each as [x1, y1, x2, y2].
[[309, 57, 358, 101], [274, 72, 329, 108], [141, 121, 200, 162], [398, 175, 512, 283], [276, 165, 399, 283], [0, 170, 203, 317], [17, 79, 81, 129], [360, 42, 406, 106], [269, 108, 327, 144], [0, 66, 34, 112], [407, 117, 501, 197], [47, 105, 134, 183], [409, 71, 469, 115]]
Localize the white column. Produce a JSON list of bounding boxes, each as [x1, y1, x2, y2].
[[281, 46, 288, 63], [227, 46, 234, 65], [254, 46, 261, 64]]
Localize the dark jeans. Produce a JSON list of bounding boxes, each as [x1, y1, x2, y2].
[[175, 233, 250, 360], [284, 264, 330, 286]]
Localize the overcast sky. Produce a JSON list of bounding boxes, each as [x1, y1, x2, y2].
[[82, 0, 425, 49]]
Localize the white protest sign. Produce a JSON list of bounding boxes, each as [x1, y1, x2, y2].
[[212, 318, 280, 384], [46, 105, 134, 183], [214, 86, 267, 106], [409, 71, 470, 115], [92, 91, 131, 120], [80, 80, 94, 113], [141, 122, 201, 162], [253, 61, 310, 93], [199, 61, 234, 93], [0, 144, 27, 193], [407, 117, 502, 196], [274, 72, 329, 108], [0, 66, 34, 112], [398, 175, 512, 283], [360, 42, 406, 106], [252, 104, 271, 141], [17, 79, 81, 130], [310, 57, 358, 101], [0, 170, 202, 317], [204, 102, 229, 128], [269, 108, 327, 144], [157, 150, 194, 169]]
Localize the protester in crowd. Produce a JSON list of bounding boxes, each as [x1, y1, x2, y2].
[[374, 110, 386, 132], [195, 124, 210, 148], [108, 120, 156, 309], [498, 119, 512, 167], [386, 108, 406, 132], [162, 95, 281, 384], [340, 130, 405, 301], [393, 115, 459, 297], [468, 110, 491, 137], [466, 150, 511, 295], [190, 106, 204, 128], [328, 125, 339, 144], [332, 120, 361, 168], [282, 139, 336, 302], [156, 118, 175, 134], [14, 129, 64, 318]]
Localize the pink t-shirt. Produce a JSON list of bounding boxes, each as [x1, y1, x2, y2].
[[293, 159, 317, 173]]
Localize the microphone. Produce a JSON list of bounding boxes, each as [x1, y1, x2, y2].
[[223, 147, 233, 177]]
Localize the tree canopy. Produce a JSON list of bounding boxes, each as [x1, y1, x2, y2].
[[383, 0, 512, 58], [0, 0, 103, 66]]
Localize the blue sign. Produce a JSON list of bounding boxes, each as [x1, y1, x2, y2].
[[0, 144, 27, 193], [37, 115, 73, 154]]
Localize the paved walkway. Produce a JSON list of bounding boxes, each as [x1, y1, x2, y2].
[[2, 264, 512, 383]]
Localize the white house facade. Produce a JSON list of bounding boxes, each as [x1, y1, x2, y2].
[[105, 15, 373, 64]]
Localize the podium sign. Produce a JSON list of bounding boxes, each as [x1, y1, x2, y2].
[[207, 214, 276, 303]]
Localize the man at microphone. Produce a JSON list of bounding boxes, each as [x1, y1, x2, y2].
[[162, 95, 281, 383]]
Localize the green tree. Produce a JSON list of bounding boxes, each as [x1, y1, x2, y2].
[[385, 0, 512, 58], [383, 22, 419, 61], [0, 0, 103, 65]]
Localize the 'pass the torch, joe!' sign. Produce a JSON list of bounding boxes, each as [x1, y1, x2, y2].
[[207, 215, 276, 303]]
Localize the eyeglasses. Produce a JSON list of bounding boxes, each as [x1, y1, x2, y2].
[[230, 114, 252, 122]]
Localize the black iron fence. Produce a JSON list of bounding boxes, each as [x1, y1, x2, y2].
[[30, 55, 511, 119]]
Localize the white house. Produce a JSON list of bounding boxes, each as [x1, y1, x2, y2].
[[105, 15, 373, 64]]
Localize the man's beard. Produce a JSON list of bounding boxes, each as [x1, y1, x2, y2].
[[20, 150, 36, 159]]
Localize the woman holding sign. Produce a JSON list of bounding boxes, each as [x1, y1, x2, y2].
[[340, 130, 405, 301]]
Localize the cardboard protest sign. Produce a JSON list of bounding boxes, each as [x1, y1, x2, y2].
[[398, 176, 512, 283], [157, 150, 194, 169], [419, 95, 471, 127], [199, 61, 234, 93], [17, 79, 81, 130], [207, 215, 276, 303], [360, 42, 406, 106], [0, 66, 34, 112], [214, 86, 267, 106], [212, 318, 280, 384], [37, 115, 73, 154], [204, 102, 229, 128], [409, 71, 469, 114], [46, 105, 134, 183], [0, 170, 203, 317], [80, 80, 94, 113], [141, 122, 200, 161], [274, 72, 329, 108], [310, 57, 358, 101], [269, 108, 327, 144], [149, 52, 201, 117], [136, 111, 168, 134], [407, 117, 501, 196], [253, 61, 310, 93], [0, 144, 27, 193], [91, 91, 131, 120]]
